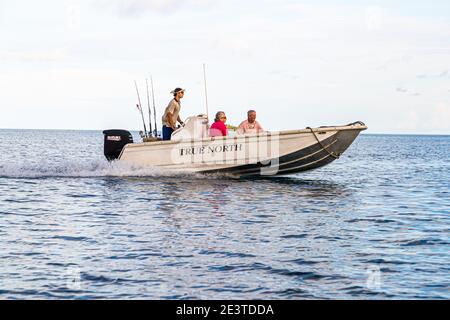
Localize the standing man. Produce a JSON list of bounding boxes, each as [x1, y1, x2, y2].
[[237, 109, 265, 134], [162, 87, 185, 140]]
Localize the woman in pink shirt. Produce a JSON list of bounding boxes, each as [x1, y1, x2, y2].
[[209, 111, 228, 137]]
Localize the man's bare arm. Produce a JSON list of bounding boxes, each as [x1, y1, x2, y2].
[[257, 122, 265, 132]]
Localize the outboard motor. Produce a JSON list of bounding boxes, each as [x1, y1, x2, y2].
[[103, 129, 133, 161]]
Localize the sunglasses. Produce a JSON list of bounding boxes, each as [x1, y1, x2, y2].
[[220, 116, 227, 120]]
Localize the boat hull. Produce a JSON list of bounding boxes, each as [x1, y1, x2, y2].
[[204, 127, 362, 177], [118, 122, 367, 177]]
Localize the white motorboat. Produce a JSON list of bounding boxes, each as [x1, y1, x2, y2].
[[103, 115, 367, 177]]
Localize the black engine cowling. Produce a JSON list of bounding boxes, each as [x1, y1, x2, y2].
[[103, 129, 133, 161]]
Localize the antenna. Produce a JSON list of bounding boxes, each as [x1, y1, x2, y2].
[[203, 63, 209, 121]]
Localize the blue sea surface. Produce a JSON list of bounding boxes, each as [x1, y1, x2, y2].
[[0, 129, 448, 299]]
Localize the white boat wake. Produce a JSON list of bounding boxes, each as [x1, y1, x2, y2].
[[0, 159, 200, 179]]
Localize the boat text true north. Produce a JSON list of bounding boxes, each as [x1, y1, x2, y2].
[[179, 143, 243, 156]]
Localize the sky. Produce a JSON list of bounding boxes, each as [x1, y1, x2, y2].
[[0, 0, 449, 134]]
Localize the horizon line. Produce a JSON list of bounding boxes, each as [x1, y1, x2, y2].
[[0, 127, 449, 136]]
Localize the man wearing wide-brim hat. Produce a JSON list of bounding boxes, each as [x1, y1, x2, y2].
[[162, 87, 185, 140]]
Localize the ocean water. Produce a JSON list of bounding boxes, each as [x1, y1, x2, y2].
[[0, 129, 448, 299]]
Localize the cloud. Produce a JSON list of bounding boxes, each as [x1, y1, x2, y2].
[[2, 0, 450, 133], [268, 70, 301, 80], [372, 55, 413, 71], [396, 87, 421, 97], [0, 50, 65, 62], [94, 0, 212, 17], [417, 70, 450, 79]]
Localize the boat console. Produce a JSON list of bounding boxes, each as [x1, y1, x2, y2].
[[171, 114, 209, 141]]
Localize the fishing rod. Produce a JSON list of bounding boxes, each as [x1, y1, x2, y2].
[[134, 80, 148, 137], [145, 78, 153, 137], [203, 63, 209, 121], [150, 76, 158, 137]]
